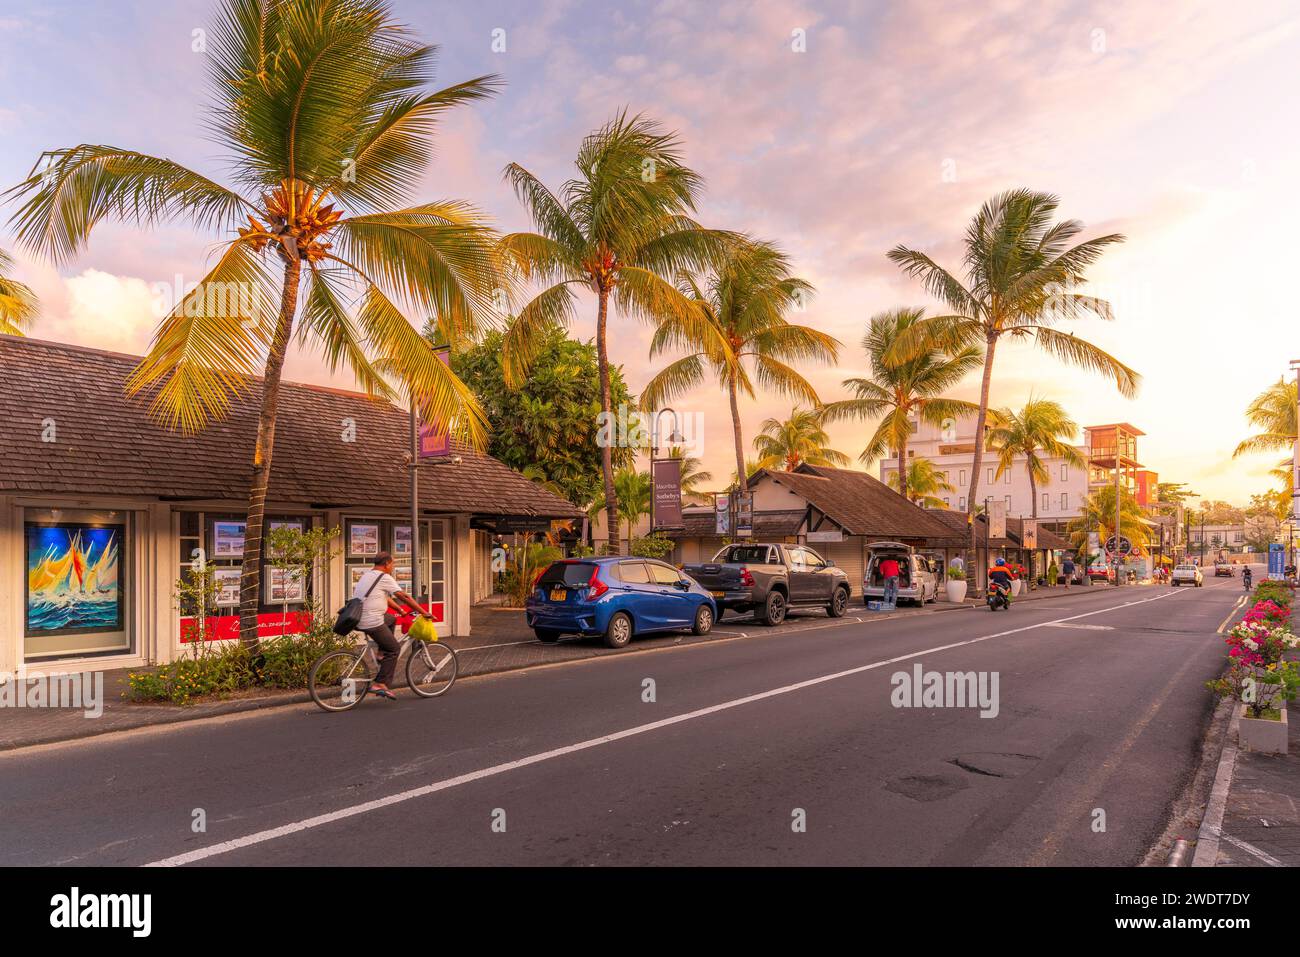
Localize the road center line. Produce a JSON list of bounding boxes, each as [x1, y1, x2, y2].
[[145, 586, 1191, 867]]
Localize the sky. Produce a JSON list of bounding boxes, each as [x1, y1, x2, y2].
[[1, 0, 1298, 506]]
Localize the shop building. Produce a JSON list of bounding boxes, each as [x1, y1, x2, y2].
[[0, 335, 580, 676]]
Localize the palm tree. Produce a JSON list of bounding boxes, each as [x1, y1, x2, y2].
[[730, 459, 764, 488], [1066, 486, 1150, 557], [1233, 378, 1297, 457], [639, 238, 839, 495], [985, 397, 1084, 520], [887, 189, 1138, 568], [668, 446, 712, 503], [753, 408, 849, 471], [590, 468, 652, 550], [820, 306, 981, 501], [7, 0, 503, 650], [499, 111, 729, 552], [888, 458, 955, 508], [0, 248, 37, 335]]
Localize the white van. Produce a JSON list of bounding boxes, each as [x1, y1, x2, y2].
[[862, 541, 939, 606]]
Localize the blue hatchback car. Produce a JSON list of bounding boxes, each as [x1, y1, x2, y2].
[[525, 557, 717, 648]]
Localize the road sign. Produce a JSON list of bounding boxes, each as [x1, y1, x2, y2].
[[1269, 542, 1285, 580], [1105, 535, 1132, 557]]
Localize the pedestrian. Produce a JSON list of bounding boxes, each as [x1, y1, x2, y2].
[[879, 555, 901, 610], [1061, 555, 1075, 591]]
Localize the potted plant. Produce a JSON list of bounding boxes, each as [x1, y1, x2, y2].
[[1009, 563, 1024, 597], [1207, 618, 1300, 754], [945, 563, 968, 603]]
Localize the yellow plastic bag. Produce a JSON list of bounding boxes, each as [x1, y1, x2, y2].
[[407, 615, 438, 643]]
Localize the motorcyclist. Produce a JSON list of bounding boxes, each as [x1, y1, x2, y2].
[[1242, 566, 1253, 590], [988, 557, 1013, 606]]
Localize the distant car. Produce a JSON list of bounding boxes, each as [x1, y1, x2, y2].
[[863, 542, 939, 606], [1087, 562, 1115, 583], [1172, 563, 1204, 587], [525, 557, 717, 648], [1214, 561, 1234, 577]]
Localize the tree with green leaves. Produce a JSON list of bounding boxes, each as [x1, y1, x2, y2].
[[450, 325, 634, 506], [639, 238, 838, 495], [1233, 378, 1297, 458], [887, 189, 1137, 569], [888, 458, 955, 508], [820, 306, 980, 501], [498, 111, 730, 551], [668, 446, 712, 503], [1156, 482, 1197, 507], [7, 0, 504, 652], [753, 408, 849, 471], [590, 468, 652, 551], [1066, 486, 1150, 556], [985, 397, 1084, 520], [0, 248, 37, 335]]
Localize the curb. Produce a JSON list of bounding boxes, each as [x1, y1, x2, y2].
[[1191, 700, 1241, 867]]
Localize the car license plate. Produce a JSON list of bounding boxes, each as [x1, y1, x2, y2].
[[549, 587, 566, 602], [711, 590, 725, 598]]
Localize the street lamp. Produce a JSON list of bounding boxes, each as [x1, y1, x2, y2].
[[647, 408, 685, 535]]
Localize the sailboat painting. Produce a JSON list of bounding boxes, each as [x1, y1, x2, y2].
[[26, 523, 124, 635]]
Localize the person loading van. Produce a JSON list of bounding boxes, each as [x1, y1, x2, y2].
[[879, 555, 901, 608]]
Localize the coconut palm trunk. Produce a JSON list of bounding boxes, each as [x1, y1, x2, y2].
[[896, 425, 909, 502], [966, 336, 998, 591], [239, 256, 303, 650], [596, 285, 619, 551], [728, 373, 747, 494]]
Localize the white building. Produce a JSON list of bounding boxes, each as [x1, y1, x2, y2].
[[878, 418, 1089, 534]]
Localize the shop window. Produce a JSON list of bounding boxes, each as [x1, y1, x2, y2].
[[25, 507, 133, 660]]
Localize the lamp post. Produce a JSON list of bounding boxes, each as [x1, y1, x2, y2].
[[647, 408, 685, 537]]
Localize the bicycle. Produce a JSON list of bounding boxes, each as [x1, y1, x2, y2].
[[308, 627, 459, 713]]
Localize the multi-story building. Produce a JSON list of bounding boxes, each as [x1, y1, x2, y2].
[[879, 420, 1153, 540]]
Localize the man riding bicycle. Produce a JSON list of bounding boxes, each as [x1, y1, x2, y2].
[[353, 551, 428, 700], [1243, 566, 1253, 590]]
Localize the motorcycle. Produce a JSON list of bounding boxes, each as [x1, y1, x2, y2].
[[987, 581, 1011, 611]]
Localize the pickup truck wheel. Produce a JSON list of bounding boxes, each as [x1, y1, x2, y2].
[[827, 587, 849, 618], [761, 591, 788, 626], [603, 612, 633, 649], [692, 604, 714, 635], [534, 628, 561, 643]]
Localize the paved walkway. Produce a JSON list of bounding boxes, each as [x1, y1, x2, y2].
[[1213, 701, 1300, 866], [0, 580, 1130, 752]]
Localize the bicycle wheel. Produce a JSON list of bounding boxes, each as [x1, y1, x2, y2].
[[406, 641, 458, 698], [309, 650, 373, 712]]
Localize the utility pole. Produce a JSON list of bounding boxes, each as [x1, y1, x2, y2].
[[1113, 436, 1122, 586]]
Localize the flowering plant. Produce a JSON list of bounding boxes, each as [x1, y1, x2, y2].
[[1206, 660, 1299, 718], [1224, 620, 1296, 668], [1243, 599, 1290, 629]]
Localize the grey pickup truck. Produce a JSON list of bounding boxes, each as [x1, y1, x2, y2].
[[681, 543, 851, 625]]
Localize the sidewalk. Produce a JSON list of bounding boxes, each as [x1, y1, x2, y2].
[[0, 578, 1132, 753]]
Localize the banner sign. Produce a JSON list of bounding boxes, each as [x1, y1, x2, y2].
[[714, 494, 730, 535], [1269, 542, 1285, 580], [989, 500, 1007, 540], [807, 529, 843, 543], [417, 346, 453, 458], [652, 457, 683, 530], [1021, 520, 1037, 550], [735, 493, 754, 538]]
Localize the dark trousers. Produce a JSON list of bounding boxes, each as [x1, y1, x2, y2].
[[363, 622, 400, 685]]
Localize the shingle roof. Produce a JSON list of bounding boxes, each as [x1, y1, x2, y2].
[[924, 509, 1071, 551], [671, 508, 806, 539], [0, 334, 581, 518], [754, 464, 957, 541]]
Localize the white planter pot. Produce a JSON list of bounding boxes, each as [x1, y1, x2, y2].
[[1238, 703, 1289, 754], [945, 579, 968, 603], [1010, 579, 1023, 597]]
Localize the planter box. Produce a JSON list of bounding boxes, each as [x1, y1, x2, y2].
[[1010, 579, 1023, 597], [1238, 703, 1289, 754], [945, 579, 968, 603]]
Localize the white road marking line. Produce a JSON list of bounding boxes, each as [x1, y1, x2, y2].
[[144, 587, 1190, 867], [1217, 595, 1249, 634], [1221, 833, 1284, 867], [1043, 622, 1114, 631]]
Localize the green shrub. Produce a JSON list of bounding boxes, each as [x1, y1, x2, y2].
[[255, 619, 354, 689], [946, 563, 966, 581], [1254, 580, 1292, 607], [127, 645, 255, 705], [630, 535, 676, 560]]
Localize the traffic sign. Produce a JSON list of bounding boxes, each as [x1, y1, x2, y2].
[[1105, 535, 1132, 557]]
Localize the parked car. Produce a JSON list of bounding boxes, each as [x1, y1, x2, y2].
[[681, 543, 850, 625], [863, 541, 938, 606], [525, 557, 717, 648], [1087, 562, 1114, 583], [1171, 563, 1204, 587], [1214, 561, 1234, 577]]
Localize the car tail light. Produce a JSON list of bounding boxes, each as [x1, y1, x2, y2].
[[532, 567, 548, 590], [584, 565, 608, 600], [740, 567, 755, 588]]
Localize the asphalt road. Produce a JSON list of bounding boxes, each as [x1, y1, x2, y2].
[[0, 576, 1246, 866]]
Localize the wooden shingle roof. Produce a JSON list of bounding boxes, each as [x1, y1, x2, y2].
[[0, 334, 581, 518]]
